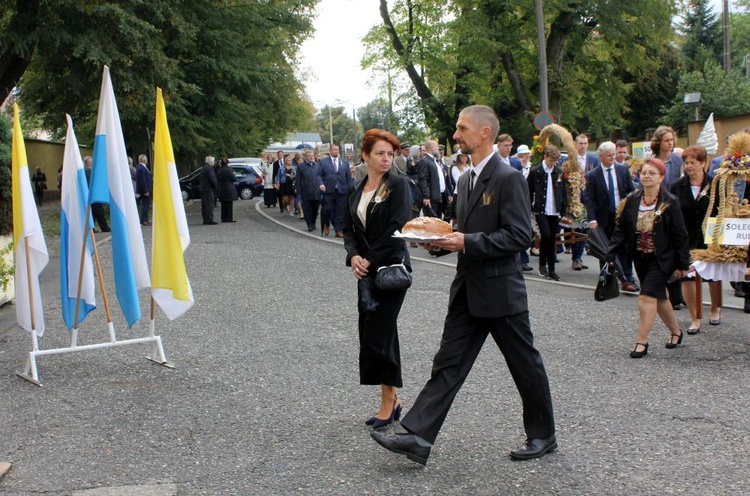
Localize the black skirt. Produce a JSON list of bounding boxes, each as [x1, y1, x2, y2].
[[357, 281, 408, 387], [633, 251, 670, 300], [279, 181, 295, 196]]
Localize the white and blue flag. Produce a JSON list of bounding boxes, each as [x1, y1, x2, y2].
[[60, 114, 96, 329], [88, 66, 150, 327]]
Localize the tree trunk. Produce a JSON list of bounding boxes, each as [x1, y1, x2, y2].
[[500, 50, 532, 113], [379, 0, 455, 142], [546, 10, 575, 123], [547, 7, 596, 124]]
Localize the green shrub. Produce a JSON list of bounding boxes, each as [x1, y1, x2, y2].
[[0, 240, 13, 292]]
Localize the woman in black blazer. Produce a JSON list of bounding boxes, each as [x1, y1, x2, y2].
[[527, 144, 567, 280], [343, 129, 413, 429], [216, 158, 238, 222], [670, 145, 721, 333], [608, 157, 690, 358]]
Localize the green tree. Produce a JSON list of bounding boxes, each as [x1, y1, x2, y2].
[[315, 106, 360, 148], [357, 98, 396, 133], [394, 93, 428, 145], [661, 59, 750, 133], [1, 0, 317, 168], [620, 44, 682, 138], [366, 0, 677, 145], [730, 0, 750, 70], [679, 0, 722, 71]]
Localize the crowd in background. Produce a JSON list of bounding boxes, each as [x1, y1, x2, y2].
[[257, 126, 750, 329]]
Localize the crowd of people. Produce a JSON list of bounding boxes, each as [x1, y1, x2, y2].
[[257, 122, 749, 366]]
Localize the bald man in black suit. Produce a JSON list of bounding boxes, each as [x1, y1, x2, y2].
[[371, 105, 556, 465]]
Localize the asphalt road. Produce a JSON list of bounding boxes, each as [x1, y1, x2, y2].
[[0, 199, 748, 495]]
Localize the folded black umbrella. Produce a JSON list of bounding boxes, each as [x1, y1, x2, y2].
[[585, 227, 624, 276], [586, 227, 610, 262], [358, 277, 379, 313]]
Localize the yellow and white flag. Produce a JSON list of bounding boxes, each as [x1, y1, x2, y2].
[[11, 104, 49, 335], [151, 88, 193, 320]]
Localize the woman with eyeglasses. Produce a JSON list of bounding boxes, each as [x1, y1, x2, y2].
[[607, 157, 690, 358]]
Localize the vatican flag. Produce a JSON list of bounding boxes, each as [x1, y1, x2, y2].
[[11, 103, 49, 335], [150, 88, 193, 320]]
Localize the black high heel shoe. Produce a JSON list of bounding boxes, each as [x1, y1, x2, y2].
[[630, 342, 649, 358], [365, 402, 402, 425], [371, 401, 403, 429], [665, 330, 683, 349]]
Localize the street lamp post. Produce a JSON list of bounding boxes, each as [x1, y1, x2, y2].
[[535, 0, 548, 113], [327, 105, 334, 145], [683, 92, 702, 122]]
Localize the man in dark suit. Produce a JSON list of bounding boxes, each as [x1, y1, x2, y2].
[[584, 141, 637, 290], [296, 149, 321, 232], [316, 144, 351, 237], [135, 154, 153, 226], [371, 105, 556, 465], [200, 155, 218, 225], [83, 156, 110, 232], [497, 133, 523, 171], [417, 140, 451, 218], [574, 134, 601, 174]]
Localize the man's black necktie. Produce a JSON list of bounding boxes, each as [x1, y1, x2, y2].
[[468, 170, 476, 196], [607, 167, 616, 212]]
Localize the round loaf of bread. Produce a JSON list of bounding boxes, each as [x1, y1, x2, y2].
[[402, 217, 452, 238]]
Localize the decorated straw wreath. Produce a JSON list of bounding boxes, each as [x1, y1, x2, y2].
[[536, 124, 587, 226], [692, 131, 750, 268]]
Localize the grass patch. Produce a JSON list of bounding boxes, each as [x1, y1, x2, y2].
[[37, 201, 61, 258], [40, 206, 61, 237]]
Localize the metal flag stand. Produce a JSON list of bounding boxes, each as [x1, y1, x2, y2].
[[16, 212, 173, 386]]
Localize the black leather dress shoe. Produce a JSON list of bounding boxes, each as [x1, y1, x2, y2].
[[371, 430, 432, 466], [509, 435, 557, 460]]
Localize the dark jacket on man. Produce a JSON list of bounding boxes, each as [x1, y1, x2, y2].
[[584, 163, 636, 234], [527, 163, 567, 217], [135, 163, 153, 197], [200, 162, 218, 192], [417, 154, 450, 202], [295, 160, 322, 201]]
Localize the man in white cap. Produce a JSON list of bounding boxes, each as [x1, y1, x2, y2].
[[515, 144, 532, 179], [513, 143, 533, 271]]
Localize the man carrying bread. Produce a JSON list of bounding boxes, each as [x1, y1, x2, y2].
[[371, 105, 556, 465]]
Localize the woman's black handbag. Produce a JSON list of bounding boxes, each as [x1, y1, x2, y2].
[[374, 261, 412, 291], [595, 265, 620, 302]]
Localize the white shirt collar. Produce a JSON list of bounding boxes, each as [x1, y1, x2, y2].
[[470, 152, 494, 180]]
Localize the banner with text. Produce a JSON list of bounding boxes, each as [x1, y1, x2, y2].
[[704, 217, 750, 246]]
